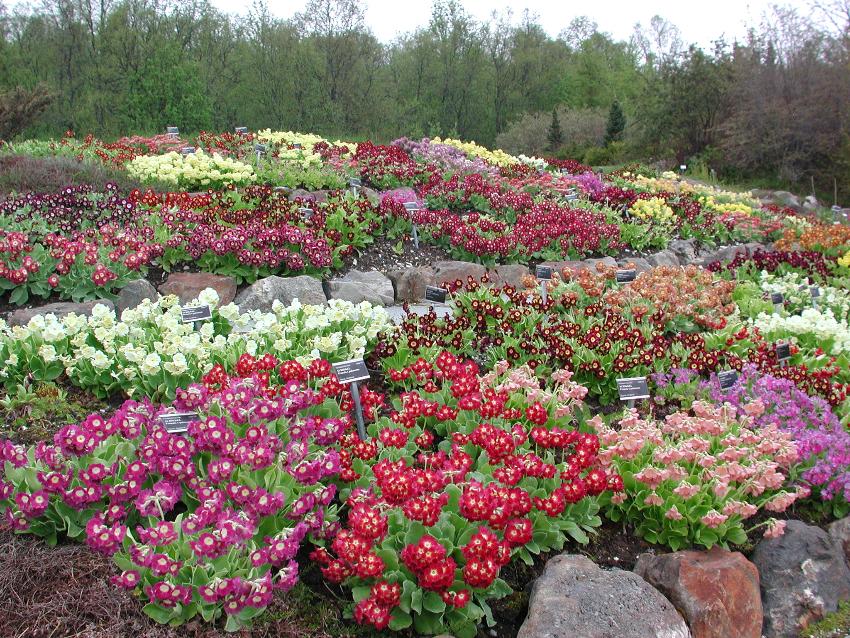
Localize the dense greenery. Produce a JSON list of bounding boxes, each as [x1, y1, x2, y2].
[[1, 0, 849, 198]]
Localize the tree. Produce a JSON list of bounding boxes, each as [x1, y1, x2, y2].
[[604, 99, 625, 144], [0, 84, 54, 140], [546, 107, 563, 151]]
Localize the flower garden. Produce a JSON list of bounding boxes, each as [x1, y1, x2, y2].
[[2, 129, 850, 638]]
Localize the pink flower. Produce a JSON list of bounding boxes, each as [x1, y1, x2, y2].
[[665, 506, 683, 520], [643, 492, 664, 506], [700, 510, 728, 528], [763, 519, 787, 539], [673, 483, 700, 499]]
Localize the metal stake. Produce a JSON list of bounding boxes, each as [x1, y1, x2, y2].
[[349, 382, 367, 440]]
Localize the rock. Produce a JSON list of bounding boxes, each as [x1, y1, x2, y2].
[[647, 250, 681, 268], [326, 281, 385, 306], [235, 275, 326, 311], [583, 256, 619, 271], [752, 519, 850, 638], [115, 279, 158, 315], [491, 264, 530, 289], [433, 260, 487, 287], [387, 267, 436, 303], [8, 300, 115, 327], [328, 270, 394, 306], [518, 554, 690, 638], [618, 257, 653, 274], [829, 516, 850, 564], [669, 239, 697, 264], [159, 272, 237, 306], [634, 547, 762, 638], [803, 195, 821, 211]]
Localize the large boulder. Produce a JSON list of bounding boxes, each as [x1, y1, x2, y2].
[[433, 260, 487, 287], [7, 300, 115, 327], [647, 250, 681, 268], [388, 267, 436, 302], [669, 239, 697, 264], [491, 264, 530, 289], [115, 279, 158, 315], [158, 272, 237, 306], [235, 275, 326, 312], [327, 270, 394, 306], [829, 516, 850, 564], [634, 547, 762, 638], [326, 282, 385, 306], [518, 554, 690, 638], [752, 519, 850, 638]]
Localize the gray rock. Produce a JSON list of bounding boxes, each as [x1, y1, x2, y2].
[[433, 260, 487, 287], [647, 250, 681, 268], [669, 239, 698, 264], [618, 257, 653, 274], [752, 519, 850, 638], [115, 279, 158, 315], [328, 270, 394, 305], [583, 256, 619, 271], [235, 275, 326, 312], [387, 267, 436, 303], [518, 554, 690, 638], [8, 300, 115, 327], [829, 516, 850, 565], [326, 281, 385, 306], [803, 195, 821, 211]]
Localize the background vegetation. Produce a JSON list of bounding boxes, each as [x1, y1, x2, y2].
[[1, 0, 849, 199]]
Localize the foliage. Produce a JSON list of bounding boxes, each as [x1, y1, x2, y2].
[[0, 84, 54, 140], [594, 402, 802, 550]]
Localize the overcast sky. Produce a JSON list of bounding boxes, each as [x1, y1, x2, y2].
[[208, 0, 812, 46]]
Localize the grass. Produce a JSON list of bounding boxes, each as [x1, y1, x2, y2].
[[801, 601, 850, 638]]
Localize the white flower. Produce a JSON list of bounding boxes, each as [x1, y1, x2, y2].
[[38, 345, 57, 362]]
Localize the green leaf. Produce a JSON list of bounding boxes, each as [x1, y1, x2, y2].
[[142, 602, 174, 625], [423, 590, 446, 613], [389, 609, 413, 630]]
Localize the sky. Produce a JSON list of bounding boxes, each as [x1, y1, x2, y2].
[[208, 0, 811, 47]]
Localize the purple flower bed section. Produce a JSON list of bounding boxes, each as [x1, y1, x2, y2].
[[706, 365, 850, 505]]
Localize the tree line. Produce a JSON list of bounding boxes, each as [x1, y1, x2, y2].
[[1, 0, 849, 198]]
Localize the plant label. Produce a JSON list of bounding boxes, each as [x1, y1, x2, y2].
[[679, 164, 687, 171], [535, 265, 553, 280], [180, 305, 213, 323], [349, 178, 362, 188], [180, 146, 195, 155], [559, 168, 570, 175], [331, 358, 370, 384], [811, 286, 821, 299], [158, 412, 197, 434], [254, 143, 267, 154], [425, 286, 448, 304], [616, 269, 637, 284], [166, 126, 179, 136], [293, 143, 302, 149], [770, 292, 784, 305], [403, 202, 420, 213], [617, 376, 650, 401], [718, 370, 738, 390], [776, 343, 791, 361], [235, 126, 248, 134]]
